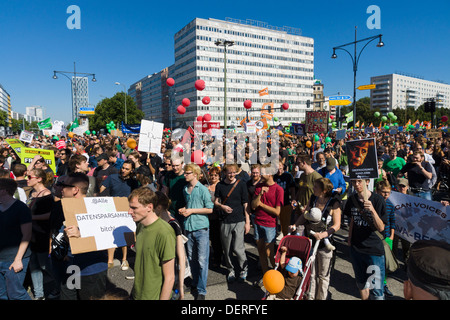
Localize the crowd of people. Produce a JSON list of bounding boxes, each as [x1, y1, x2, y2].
[[0, 126, 449, 301]]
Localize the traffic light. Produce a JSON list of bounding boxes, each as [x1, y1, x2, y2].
[[424, 101, 436, 113], [306, 100, 311, 108]]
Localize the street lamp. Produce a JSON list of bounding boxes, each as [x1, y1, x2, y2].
[[115, 82, 127, 124], [215, 40, 234, 129], [53, 62, 96, 122], [331, 27, 384, 129]]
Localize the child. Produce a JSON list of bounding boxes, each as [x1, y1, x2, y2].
[[267, 246, 303, 300], [305, 207, 336, 251]]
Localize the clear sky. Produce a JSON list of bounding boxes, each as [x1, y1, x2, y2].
[[1, 0, 449, 124]]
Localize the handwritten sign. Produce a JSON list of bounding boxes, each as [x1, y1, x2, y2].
[[305, 111, 328, 133], [138, 120, 164, 153]]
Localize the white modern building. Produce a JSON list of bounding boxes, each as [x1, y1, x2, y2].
[[370, 73, 450, 113], [0, 83, 11, 119], [130, 17, 315, 127], [26, 106, 45, 121], [72, 76, 90, 121]]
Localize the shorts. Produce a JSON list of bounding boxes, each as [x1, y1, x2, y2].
[[350, 246, 385, 300], [254, 224, 276, 243]]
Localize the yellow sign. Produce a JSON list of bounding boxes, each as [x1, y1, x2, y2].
[[21, 147, 56, 173], [5, 139, 26, 159], [329, 99, 352, 106], [357, 84, 376, 90]]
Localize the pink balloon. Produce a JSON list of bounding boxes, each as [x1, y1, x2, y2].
[[203, 114, 212, 122], [202, 96, 210, 105], [176, 105, 186, 114], [166, 78, 175, 87], [195, 79, 205, 91], [196, 116, 203, 122], [442, 115, 448, 122], [191, 150, 206, 167], [182, 98, 190, 107], [244, 100, 252, 109], [282, 103, 289, 110]]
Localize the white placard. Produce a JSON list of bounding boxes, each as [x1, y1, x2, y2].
[[19, 130, 34, 144], [138, 120, 164, 153], [74, 197, 136, 251]]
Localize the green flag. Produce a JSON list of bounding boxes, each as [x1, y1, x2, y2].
[[345, 111, 353, 123], [69, 118, 79, 131], [38, 117, 52, 130]]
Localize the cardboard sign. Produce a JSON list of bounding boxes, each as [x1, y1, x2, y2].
[[138, 120, 164, 153], [346, 138, 378, 179], [61, 197, 136, 254], [19, 130, 34, 144], [427, 129, 442, 139], [305, 111, 328, 133], [21, 147, 56, 173], [5, 139, 26, 158]]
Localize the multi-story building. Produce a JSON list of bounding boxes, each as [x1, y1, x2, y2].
[[26, 106, 45, 121], [72, 76, 90, 121], [129, 17, 315, 127], [0, 84, 11, 125], [370, 73, 450, 114]]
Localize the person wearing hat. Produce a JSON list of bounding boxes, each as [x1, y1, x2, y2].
[[92, 153, 118, 196], [318, 157, 346, 200], [266, 246, 303, 300], [404, 240, 450, 300]]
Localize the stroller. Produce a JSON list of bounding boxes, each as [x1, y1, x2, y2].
[[263, 235, 321, 300]]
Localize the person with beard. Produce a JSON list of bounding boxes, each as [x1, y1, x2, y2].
[[100, 160, 139, 271]]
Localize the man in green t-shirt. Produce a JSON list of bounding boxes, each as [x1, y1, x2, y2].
[[383, 149, 406, 178], [128, 187, 176, 300]]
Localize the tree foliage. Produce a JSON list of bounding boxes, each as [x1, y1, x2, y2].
[[89, 92, 144, 131]]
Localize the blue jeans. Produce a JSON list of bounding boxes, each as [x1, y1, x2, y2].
[[350, 247, 385, 300], [0, 257, 31, 300], [253, 224, 276, 243], [186, 228, 210, 296], [29, 251, 52, 298], [412, 190, 432, 201]]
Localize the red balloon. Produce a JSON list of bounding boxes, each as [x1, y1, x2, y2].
[[202, 96, 210, 105], [176, 105, 186, 114], [166, 78, 175, 87], [196, 116, 203, 122], [244, 100, 252, 109], [330, 115, 335, 120], [203, 114, 212, 122], [191, 150, 206, 167], [282, 103, 289, 110], [195, 79, 205, 91], [442, 116, 448, 122], [182, 98, 190, 107]]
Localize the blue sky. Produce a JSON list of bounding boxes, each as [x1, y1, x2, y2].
[[1, 0, 449, 124]]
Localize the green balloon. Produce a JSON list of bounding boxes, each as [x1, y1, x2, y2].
[[384, 126, 389, 130], [394, 123, 398, 126], [274, 117, 278, 121], [92, 131, 96, 135], [325, 137, 331, 143], [314, 135, 320, 142], [381, 116, 387, 122], [388, 112, 394, 118], [374, 112, 380, 117], [392, 115, 397, 121], [85, 130, 90, 135]]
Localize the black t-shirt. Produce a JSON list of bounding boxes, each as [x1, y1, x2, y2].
[[343, 192, 387, 256], [215, 179, 249, 223], [29, 194, 54, 252], [274, 172, 294, 205], [400, 161, 433, 190], [93, 165, 119, 195]]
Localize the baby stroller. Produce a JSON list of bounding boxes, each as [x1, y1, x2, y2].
[[263, 234, 321, 300]]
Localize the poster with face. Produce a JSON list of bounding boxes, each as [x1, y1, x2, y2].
[[346, 138, 378, 179]]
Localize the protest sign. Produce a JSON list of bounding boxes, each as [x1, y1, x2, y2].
[[427, 129, 442, 139], [305, 111, 328, 133], [335, 129, 346, 140], [291, 123, 306, 136], [5, 139, 25, 158], [20, 147, 56, 173], [389, 191, 449, 244], [138, 120, 164, 153], [61, 197, 136, 254], [19, 130, 34, 144], [346, 138, 378, 179]]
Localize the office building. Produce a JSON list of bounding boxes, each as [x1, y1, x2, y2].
[[370, 73, 450, 113], [129, 17, 315, 127], [72, 76, 90, 121], [0, 84, 11, 125]]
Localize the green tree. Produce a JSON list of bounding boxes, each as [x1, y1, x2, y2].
[[89, 92, 144, 132]]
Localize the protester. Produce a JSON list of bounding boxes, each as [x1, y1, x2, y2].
[[207, 166, 224, 268], [273, 161, 296, 240]]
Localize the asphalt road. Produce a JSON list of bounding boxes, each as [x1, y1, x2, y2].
[[106, 223, 409, 301]]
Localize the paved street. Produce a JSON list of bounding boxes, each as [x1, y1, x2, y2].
[[106, 224, 408, 300]]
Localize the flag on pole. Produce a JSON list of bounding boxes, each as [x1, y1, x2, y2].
[[345, 111, 353, 123], [259, 88, 269, 96], [37, 118, 52, 130], [69, 118, 79, 131]]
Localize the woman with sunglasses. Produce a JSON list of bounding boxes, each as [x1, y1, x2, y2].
[[26, 168, 55, 300]]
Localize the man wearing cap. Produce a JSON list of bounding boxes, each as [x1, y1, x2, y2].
[[404, 240, 450, 300], [93, 153, 118, 196], [318, 157, 346, 199]]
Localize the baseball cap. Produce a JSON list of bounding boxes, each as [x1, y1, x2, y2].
[[96, 153, 108, 162], [285, 256, 303, 275], [407, 240, 450, 300], [326, 157, 336, 171], [398, 178, 409, 187]]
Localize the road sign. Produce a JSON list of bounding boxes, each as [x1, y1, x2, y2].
[[357, 84, 376, 90], [329, 99, 352, 106], [329, 95, 352, 101], [79, 107, 95, 115]]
